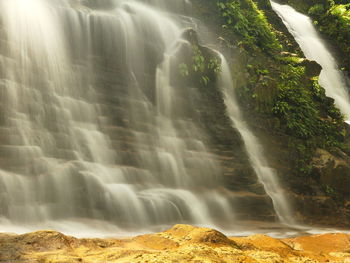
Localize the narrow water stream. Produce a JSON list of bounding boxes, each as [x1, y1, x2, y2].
[[271, 1, 350, 121]]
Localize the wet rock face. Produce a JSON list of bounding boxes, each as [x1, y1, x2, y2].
[[79, 0, 116, 10], [287, 148, 350, 226], [1, 225, 350, 263], [174, 26, 274, 220], [311, 148, 350, 198]]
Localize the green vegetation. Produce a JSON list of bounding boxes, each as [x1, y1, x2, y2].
[[274, 69, 343, 145], [274, 68, 344, 174], [324, 184, 338, 198], [179, 44, 221, 86], [281, 0, 350, 72], [308, 3, 326, 16], [312, 3, 350, 72], [217, 0, 282, 54], [217, 0, 346, 176]]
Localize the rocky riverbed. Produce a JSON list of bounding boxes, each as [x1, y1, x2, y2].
[[1, 224, 349, 263]]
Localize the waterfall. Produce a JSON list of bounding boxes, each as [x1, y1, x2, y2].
[[271, 1, 350, 121], [0, 0, 298, 236], [218, 55, 294, 225], [0, 0, 238, 235]]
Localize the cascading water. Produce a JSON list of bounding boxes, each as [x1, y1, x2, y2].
[[271, 1, 350, 121], [218, 55, 294, 225], [0, 0, 238, 235], [0, 0, 298, 236]]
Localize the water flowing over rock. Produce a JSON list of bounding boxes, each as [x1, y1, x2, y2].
[[0, 0, 248, 232], [0, 0, 297, 234], [271, 1, 350, 121], [218, 54, 294, 224]]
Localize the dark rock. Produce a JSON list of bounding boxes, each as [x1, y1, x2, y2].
[[311, 148, 350, 198], [300, 59, 322, 77]]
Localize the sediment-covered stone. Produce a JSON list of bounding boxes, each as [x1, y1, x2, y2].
[[1, 225, 350, 263]]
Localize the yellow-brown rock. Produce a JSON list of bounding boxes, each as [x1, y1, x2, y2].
[[0, 225, 349, 263]]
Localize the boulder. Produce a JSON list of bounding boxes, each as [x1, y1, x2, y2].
[[300, 59, 322, 77]]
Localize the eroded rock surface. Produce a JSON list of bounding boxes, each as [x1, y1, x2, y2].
[[1, 225, 349, 263]]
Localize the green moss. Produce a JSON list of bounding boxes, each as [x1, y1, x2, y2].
[[274, 68, 344, 143], [316, 4, 350, 72], [217, 0, 282, 54]]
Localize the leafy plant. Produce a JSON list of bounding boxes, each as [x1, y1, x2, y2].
[[178, 44, 221, 86], [179, 63, 189, 77], [308, 4, 325, 16], [217, 0, 282, 54]]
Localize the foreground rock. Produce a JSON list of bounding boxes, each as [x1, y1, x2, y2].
[[1, 225, 349, 263]]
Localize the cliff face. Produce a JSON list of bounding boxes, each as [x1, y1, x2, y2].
[[190, 0, 350, 226]]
